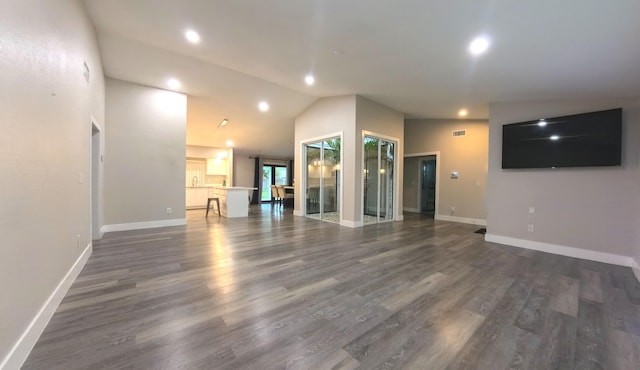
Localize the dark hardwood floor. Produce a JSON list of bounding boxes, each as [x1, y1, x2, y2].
[[23, 206, 640, 369]]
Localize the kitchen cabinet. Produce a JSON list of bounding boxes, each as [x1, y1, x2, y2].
[[186, 187, 211, 209], [206, 158, 227, 175]]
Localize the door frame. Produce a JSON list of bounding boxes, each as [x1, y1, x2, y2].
[[405, 151, 440, 219], [361, 130, 400, 224], [90, 116, 104, 240], [261, 164, 287, 202], [299, 131, 344, 223]]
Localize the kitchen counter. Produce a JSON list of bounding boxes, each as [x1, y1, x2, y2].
[[210, 187, 257, 217]]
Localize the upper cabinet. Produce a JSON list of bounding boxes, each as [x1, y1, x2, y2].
[[206, 158, 227, 175]]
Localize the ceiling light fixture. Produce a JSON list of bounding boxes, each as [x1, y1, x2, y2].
[[185, 30, 200, 44], [469, 36, 490, 55], [226, 140, 233, 147], [305, 74, 315, 86], [167, 78, 180, 89], [218, 118, 229, 127], [550, 135, 559, 141], [458, 109, 468, 117], [538, 119, 547, 127], [258, 101, 269, 112]]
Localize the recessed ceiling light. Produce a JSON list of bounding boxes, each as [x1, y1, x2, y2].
[[167, 78, 180, 89], [226, 140, 233, 147], [550, 135, 559, 141], [538, 119, 547, 127], [305, 74, 315, 86], [458, 109, 468, 117], [258, 101, 269, 112], [469, 36, 490, 55], [185, 30, 200, 44]]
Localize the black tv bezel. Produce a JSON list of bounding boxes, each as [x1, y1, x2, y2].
[[501, 108, 623, 170]]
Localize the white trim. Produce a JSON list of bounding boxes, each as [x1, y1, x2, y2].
[[293, 210, 304, 217], [403, 207, 420, 213], [102, 218, 186, 232], [1, 243, 92, 370], [396, 215, 404, 221], [435, 214, 487, 226], [404, 151, 441, 157], [361, 131, 401, 224], [632, 258, 640, 283], [485, 233, 634, 267], [341, 220, 364, 228]]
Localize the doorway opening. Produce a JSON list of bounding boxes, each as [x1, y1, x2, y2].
[[91, 120, 102, 240], [420, 156, 437, 217]]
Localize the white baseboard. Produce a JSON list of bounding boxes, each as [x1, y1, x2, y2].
[[102, 218, 186, 233], [396, 215, 404, 221], [0, 243, 92, 370], [341, 220, 364, 228], [403, 207, 419, 213], [485, 233, 634, 267], [293, 210, 303, 217], [435, 214, 487, 226]]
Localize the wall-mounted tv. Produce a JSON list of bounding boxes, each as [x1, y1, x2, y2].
[[502, 108, 622, 169]]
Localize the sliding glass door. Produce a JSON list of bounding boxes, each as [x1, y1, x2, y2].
[[261, 165, 287, 202], [304, 137, 341, 222], [363, 135, 396, 224]]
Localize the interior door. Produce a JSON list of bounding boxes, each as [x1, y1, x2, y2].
[[421, 157, 436, 216]]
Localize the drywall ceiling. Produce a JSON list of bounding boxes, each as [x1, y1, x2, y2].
[[83, 0, 640, 157]]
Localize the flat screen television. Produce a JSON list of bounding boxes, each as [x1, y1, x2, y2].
[[502, 108, 622, 169]]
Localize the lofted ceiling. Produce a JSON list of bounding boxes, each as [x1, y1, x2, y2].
[[83, 0, 640, 157]]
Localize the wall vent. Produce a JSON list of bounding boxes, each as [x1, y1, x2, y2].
[[452, 130, 466, 137]]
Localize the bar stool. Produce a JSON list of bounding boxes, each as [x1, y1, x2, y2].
[[206, 197, 220, 217]]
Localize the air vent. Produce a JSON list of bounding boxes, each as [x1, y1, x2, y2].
[[452, 130, 466, 137]]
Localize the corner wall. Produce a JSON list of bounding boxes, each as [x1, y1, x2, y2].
[[356, 96, 405, 222], [404, 119, 489, 223], [294, 96, 357, 222], [486, 98, 640, 265], [104, 79, 187, 231], [0, 0, 105, 367]]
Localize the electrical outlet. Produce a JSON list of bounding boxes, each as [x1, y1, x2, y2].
[[529, 207, 535, 214], [166, 207, 172, 215], [527, 224, 534, 232]]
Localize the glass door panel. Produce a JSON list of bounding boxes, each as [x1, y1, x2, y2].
[[363, 135, 396, 224], [261, 166, 273, 201], [363, 137, 379, 223], [306, 144, 321, 215], [321, 138, 340, 221], [304, 137, 341, 222], [380, 140, 394, 221], [275, 167, 288, 185]]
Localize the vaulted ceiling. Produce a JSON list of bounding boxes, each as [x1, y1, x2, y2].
[[83, 0, 640, 157]]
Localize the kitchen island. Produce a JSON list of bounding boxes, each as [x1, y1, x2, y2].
[[210, 186, 257, 218]]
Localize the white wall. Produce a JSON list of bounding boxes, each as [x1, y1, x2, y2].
[[486, 98, 640, 263], [295, 96, 357, 221], [405, 119, 489, 222], [0, 0, 105, 366], [234, 154, 256, 188], [104, 79, 186, 228]]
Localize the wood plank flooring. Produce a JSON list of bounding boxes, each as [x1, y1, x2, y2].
[[23, 207, 640, 369]]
